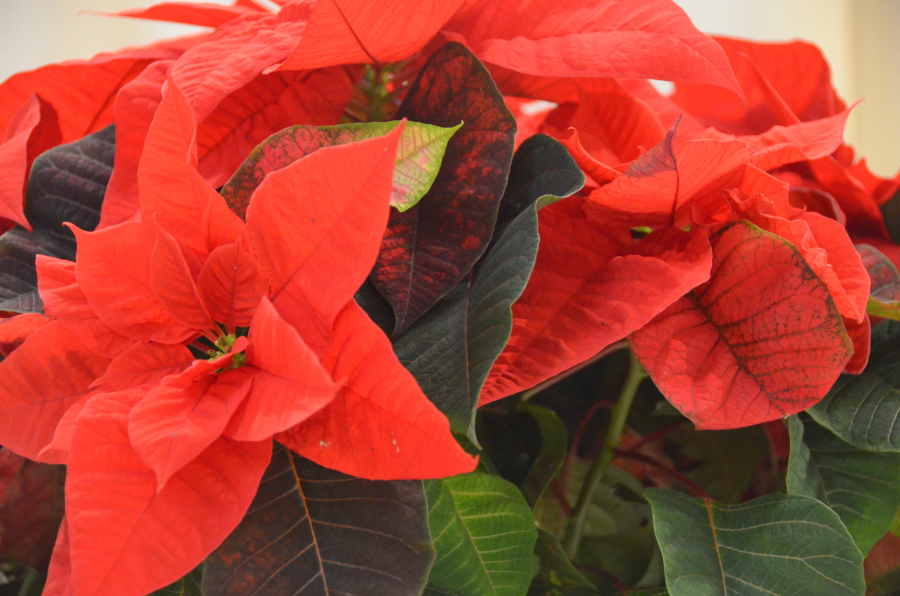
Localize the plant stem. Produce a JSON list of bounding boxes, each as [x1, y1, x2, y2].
[[563, 350, 646, 559], [17, 569, 45, 596]]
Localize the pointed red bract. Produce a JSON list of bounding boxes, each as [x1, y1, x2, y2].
[[67, 391, 270, 596], [480, 200, 712, 405], [446, 0, 743, 98], [631, 221, 853, 430], [226, 297, 337, 441], [196, 237, 267, 328], [103, 2, 260, 28], [43, 517, 73, 596], [0, 95, 61, 229], [279, 301, 477, 480], [247, 123, 403, 354], [0, 322, 109, 460], [0, 313, 51, 356], [150, 227, 215, 330]]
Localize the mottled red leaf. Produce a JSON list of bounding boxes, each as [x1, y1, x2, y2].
[[0, 449, 64, 570], [0, 95, 61, 230], [246, 124, 403, 354], [479, 199, 712, 405], [66, 391, 270, 596], [445, 0, 742, 97], [71, 223, 195, 344], [0, 312, 51, 356], [631, 220, 853, 430], [196, 67, 352, 188], [226, 297, 337, 441], [276, 0, 467, 70], [865, 532, 900, 592], [196, 237, 267, 328], [278, 301, 477, 480], [371, 42, 517, 335], [128, 365, 254, 489], [583, 124, 751, 228], [0, 322, 108, 460]]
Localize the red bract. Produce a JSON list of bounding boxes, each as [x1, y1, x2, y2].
[[0, 77, 474, 596]]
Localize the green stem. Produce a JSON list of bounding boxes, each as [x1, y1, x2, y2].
[[17, 569, 45, 596], [562, 350, 646, 558]]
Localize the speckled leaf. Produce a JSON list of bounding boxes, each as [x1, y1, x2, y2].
[[371, 42, 517, 336], [220, 120, 459, 218], [647, 489, 865, 596], [202, 443, 434, 596], [632, 220, 852, 429], [425, 472, 536, 596], [787, 415, 900, 554], [808, 321, 900, 452], [392, 198, 540, 441], [0, 125, 115, 313]]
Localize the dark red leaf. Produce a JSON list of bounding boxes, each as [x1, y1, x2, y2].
[[370, 42, 517, 335], [631, 220, 853, 429]]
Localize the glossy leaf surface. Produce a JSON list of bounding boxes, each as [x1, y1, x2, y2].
[[647, 489, 865, 596], [371, 42, 517, 335], [203, 443, 434, 596], [787, 415, 900, 555], [425, 472, 537, 596], [632, 220, 852, 429]]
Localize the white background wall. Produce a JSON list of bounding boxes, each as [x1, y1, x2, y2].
[[0, 0, 897, 176]]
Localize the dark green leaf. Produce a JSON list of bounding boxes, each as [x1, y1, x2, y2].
[[393, 197, 541, 441], [786, 415, 900, 554], [425, 472, 536, 596], [519, 404, 567, 509], [151, 568, 201, 596], [879, 188, 900, 245], [203, 444, 433, 596], [532, 529, 618, 596], [371, 42, 518, 336], [808, 321, 900, 452], [0, 124, 114, 314], [496, 134, 584, 230], [423, 586, 462, 596], [647, 489, 865, 596]]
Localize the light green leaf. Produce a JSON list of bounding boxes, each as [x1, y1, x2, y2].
[[647, 489, 865, 596], [425, 472, 537, 596], [787, 415, 900, 554]]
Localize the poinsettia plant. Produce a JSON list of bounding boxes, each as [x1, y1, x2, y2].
[[1, 1, 900, 595]]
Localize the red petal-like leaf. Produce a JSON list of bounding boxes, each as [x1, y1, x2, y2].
[[0, 95, 61, 230], [36, 256, 135, 358], [90, 342, 194, 393], [246, 123, 403, 354], [196, 68, 352, 188], [67, 391, 270, 596], [479, 199, 712, 405], [0, 449, 64, 570], [0, 322, 108, 460], [842, 313, 870, 375], [43, 517, 73, 596], [226, 297, 337, 441], [631, 220, 853, 430], [278, 300, 477, 480], [276, 0, 466, 70], [196, 236, 267, 328], [99, 60, 170, 229], [138, 75, 245, 258], [445, 0, 743, 98], [0, 312, 51, 356], [150, 227, 215, 331], [71, 223, 195, 344], [583, 124, 751, 227], [102, 2, 259, 28], [371, 42, 517, 335], [129, 366, 254, 489]]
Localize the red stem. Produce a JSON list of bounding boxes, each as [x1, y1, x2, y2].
[[621, 419, 686, 453], [559, 400, 616, 495], [612, 448, 711, 500]]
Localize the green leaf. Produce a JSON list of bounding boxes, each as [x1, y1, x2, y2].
[[425, 472, 537, 596], [532, 529, 619, 596], [203, 444, 434, 596], [220, 120, 459, 217], [150, 568, 201, 596], [519, 404, 568, 509], [808, 321, 900, 452], [786, 415, 900, 554], [393, 195, 541, 442], [646, 489, 865, 596]]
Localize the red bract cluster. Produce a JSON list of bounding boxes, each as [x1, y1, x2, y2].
[[0, 1, 894, 596]]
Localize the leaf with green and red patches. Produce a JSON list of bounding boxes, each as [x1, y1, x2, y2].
[[221, 120, 458, 218], [631, 220, 853, 430], [202, 443, 434, 596], [371, 42, 517, 336], [857, 243, 900, 319]]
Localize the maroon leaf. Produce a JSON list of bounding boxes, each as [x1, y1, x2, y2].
[[370, 42, 517, 336]]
